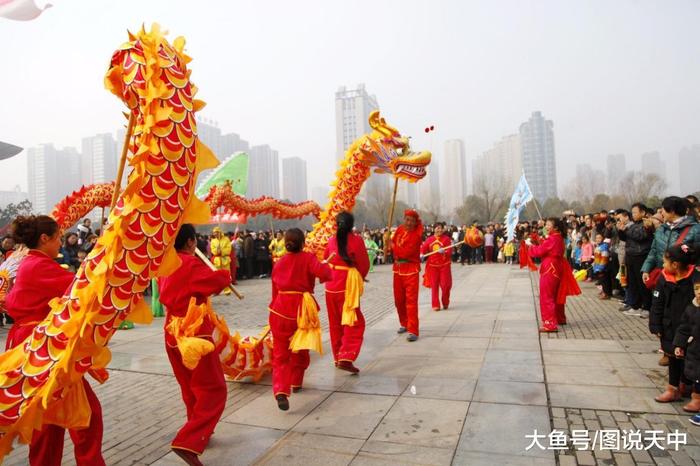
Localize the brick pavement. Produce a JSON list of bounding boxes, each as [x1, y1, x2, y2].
[[530, 272, 656, 341]]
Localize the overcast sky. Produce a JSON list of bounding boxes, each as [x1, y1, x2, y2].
[[1, 0, 698, 195]]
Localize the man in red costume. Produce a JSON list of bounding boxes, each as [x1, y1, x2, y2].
[[392, 210, 423, 341], [158, 224, 232, 466], [420, 222, 452, 311]]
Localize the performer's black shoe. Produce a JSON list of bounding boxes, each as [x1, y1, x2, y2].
[[172, 447, 203, 466], [337, 360, 360, 374], [276, 394, 289, 411], [292, 386, 303, 393], [397, 326, 407, 334]]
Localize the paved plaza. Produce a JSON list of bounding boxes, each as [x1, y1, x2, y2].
[[2, 264, 700, 465]]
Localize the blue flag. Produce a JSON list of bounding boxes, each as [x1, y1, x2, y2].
[[505, 174, 534, 241]]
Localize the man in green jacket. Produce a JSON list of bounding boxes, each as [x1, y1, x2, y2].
[[641, 196, 700, 284]]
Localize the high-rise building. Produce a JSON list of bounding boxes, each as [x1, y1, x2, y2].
[[27, 144, 81, 214], [248, 144, 279, 198], [0, 185, 28, 208], [472, 134, 522, 193], [418, 157, 440, 213], [311, 186, 330, 207], [441, 139, 467, 220], [396, 180, 418, 209], [519, 111, 557, 201], [282, 157, 308, 202], [679, 145, 700, 195], [606, 154, 626, 194], [82, 133, 118, 185], [335, 84, 387, 199], [641, 151, 666, 183]]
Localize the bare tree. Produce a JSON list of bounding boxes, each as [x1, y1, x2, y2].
[[472, 174, 508, 222], [561, 166, 606, 205], [619, 171, 667, 205], [366, 178, 394, 227]]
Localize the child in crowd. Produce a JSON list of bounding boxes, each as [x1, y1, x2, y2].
[[580, 235, 594, 278], [650, 245, 698, 405], [674, 271, 700, 420], [504, 240, 515, 265], [573, 240, 583, 269], [593, 233, 610, 299]]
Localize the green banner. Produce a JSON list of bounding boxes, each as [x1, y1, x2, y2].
[[196, 151, 249, 198]]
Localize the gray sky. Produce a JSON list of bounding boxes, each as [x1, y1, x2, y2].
[[1, 0, 698, 195]]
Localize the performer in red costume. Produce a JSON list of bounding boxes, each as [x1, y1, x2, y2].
[[324, 212, 370, 373], [527, 218, 581, 333], [4, 215, 105, 466], [392, 210, 423, 341], [420, 222, 452, 311], [269, 228, 331, 410], [158, 224, 232, 466]]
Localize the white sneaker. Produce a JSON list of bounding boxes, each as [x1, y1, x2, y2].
[[623, 309, 641, 317], [639, 310, 650, 319]]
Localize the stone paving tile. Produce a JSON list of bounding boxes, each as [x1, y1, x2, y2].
[[456, 402, 552, 459], [256, 431, 364, 466], [529, 271, 656, 342], [351, 440, 454, 466], [369, 396, 469, 449], [293, 392, 396, 439]]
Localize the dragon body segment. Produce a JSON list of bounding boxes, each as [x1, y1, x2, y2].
[[304, 111, 431, 258], [0, 25, 216, 456]]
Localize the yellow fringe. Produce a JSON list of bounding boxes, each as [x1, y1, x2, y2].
[[289, 292, 323, 354]]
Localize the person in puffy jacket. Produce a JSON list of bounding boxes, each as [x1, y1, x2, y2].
[[673, 272, 700, 418], [649, 244, 698, 404]]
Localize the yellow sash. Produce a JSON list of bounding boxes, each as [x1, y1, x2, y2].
[[165, 297, 216, 370], [281, 291, 323, 354], [330, 264, 364, 326]]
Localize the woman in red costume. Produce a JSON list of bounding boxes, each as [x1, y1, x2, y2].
[[527, 217, 581, 332], [4, 215, 105, 466], [324, 212, 370, 374], [269, 228, 331, 410], [392, 210, 423, 342], [420, 222, 452, 311], [158, 224, 232, 466]]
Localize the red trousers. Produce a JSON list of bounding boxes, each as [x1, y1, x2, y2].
[[269, 312, 310, 396], [229, 257, 237, 284], [28, 379, 105, 466], [427, 265, 452, 310], [393, 272, 420, 336], [166, 338, 227, 455], [6, 324, 105, 466], [485, 246, 494, 262], [539, 271, 566, 330], [325, 290, 365, 362]]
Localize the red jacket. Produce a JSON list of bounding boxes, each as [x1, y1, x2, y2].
[[392, 224, 423, 275], [269, 252, 331, 319], [324, 234, 370, 292], [420, 234, 452, 268], [528, 232, 565, 276], [4, 250, 74, 349], [158, 252, 231, 345]]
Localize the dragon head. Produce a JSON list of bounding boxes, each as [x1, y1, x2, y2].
[[357, 111, 431, 183]]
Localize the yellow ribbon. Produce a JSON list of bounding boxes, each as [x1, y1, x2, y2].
[[285, 291, 323, 354], [329, 264, 364, 326], [165, 297, 215, 370]]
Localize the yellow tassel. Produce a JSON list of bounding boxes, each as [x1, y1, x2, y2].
[[341, 267, 364, 326], [289, 292, 323, 354]]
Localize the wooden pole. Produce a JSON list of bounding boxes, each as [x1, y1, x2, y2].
[[532, 200, 544, 221], [421, 240, 465, 258], [194, 247, 244, 299], [387, 177, 399, 229], [110, 112, 137, 211], [100, 207, 105, 235]]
